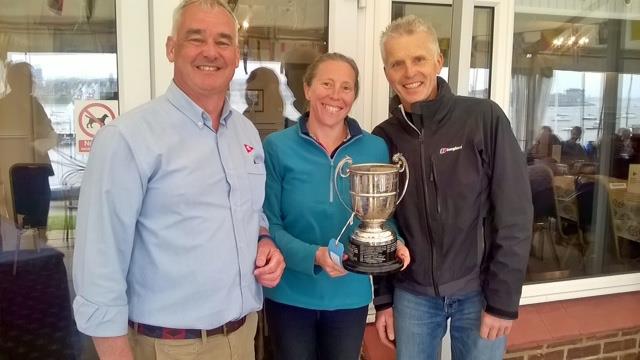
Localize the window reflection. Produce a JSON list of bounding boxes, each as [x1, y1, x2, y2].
[[230, 0, 329, 139], [391, 3, 493, 99], [513, 4, 640, 283], [0, 1, 116, 358]]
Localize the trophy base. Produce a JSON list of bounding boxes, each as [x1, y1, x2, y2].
[[343, 258, 402, 275]]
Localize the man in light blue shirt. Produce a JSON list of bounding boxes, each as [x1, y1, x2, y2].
[[72, 1, 285, 359]]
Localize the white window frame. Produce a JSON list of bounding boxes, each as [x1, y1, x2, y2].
[[116, 0, 152, 111]]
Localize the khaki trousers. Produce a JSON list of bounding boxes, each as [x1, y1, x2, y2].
[[128, 312, 258, 360]]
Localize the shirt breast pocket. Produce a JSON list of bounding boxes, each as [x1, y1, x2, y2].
[[247, 162, 266, 210]]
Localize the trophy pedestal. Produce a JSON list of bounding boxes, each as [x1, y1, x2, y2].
[[343, 258, 402, 275], [343, 227, 403, 275]]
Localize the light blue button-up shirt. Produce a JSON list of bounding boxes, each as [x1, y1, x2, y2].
[[73, 82, 267, 337]]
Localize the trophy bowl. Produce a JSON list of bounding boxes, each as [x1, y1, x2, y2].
[[334, 154, 409, 275]]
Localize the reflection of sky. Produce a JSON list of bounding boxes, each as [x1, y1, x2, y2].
[[551, 71, 640, 99], [8, 53, 118, 80]]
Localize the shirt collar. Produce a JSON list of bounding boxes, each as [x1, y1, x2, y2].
[[165, 81, 233, 129]]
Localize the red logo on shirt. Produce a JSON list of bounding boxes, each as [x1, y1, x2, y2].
[[244, 144, 254, 153]]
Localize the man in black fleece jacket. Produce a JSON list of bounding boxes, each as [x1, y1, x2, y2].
[[372, 15, 532, 360]]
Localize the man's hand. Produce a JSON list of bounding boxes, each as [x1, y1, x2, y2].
[[315, 247, 347, 277], [254, 238, 285, 288], [480, 311, 513, 340], [93, 336, 133, 360], [375, 307, 396, 349], [396, 242, 410, 270]]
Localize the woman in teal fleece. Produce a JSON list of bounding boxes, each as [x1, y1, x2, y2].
[[262, 52, 409, 360]]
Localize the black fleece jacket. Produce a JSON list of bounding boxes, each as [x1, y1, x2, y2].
[[372, 77, 532, 319]]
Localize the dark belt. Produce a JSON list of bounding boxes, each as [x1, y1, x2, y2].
[[128, 316, 246, 340]]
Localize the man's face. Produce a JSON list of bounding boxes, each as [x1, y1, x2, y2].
[[166, 4, 240, 102], [571, 128, 582, 141], [383, 32, 443, 111]]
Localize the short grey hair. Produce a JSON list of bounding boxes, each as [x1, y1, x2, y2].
[[380, 15, 440, 63], [171, 0, 239, 42]]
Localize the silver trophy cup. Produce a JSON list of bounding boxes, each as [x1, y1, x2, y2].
[[334, 153, 409, 274]]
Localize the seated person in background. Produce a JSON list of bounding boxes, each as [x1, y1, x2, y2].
[[616, 127, 633, 160], [527, 126, 562, 173], [527, 126, 561, 162], [528, 164, 555, 221], [610, 128, 634, 179], [561, 126, 588, 164]]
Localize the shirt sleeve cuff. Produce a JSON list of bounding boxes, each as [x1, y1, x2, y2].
[[258, 212, 269, 229], [73, 295, 129, 337]]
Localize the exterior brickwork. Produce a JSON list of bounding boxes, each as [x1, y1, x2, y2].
[[504, 327, 640, 360]]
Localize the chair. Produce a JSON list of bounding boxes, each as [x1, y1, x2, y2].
[[552, 175, 590, 266], [9, 163, 54, 275], [528, 164, 560, 264], [59, 169, 82, 247]]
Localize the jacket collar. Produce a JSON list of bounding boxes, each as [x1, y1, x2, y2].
[[389, 76, 454, 131], [297, 112, 363, 139]]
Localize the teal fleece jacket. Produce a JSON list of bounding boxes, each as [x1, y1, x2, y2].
[[263, 115, 391, 310]]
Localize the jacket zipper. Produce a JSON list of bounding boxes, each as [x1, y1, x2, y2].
[[430, 159, 441, 214], [419, 131, 440, 297], [301, 132, 362, 204]]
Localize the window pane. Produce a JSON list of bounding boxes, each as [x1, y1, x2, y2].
[[511, 2, 640, 283], [391, 2, 493, 99], [0, 1, 117, 358], [470, 8, 493, 98], [231, 0, 329, 139]]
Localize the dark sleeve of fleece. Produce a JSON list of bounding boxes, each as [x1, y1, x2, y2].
[[371, 124, 397, 311], [482, 102, 533, 320]]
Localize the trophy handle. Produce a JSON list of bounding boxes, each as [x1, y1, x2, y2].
[[334, 156, 353, 213], [392, 153, 409, 206]]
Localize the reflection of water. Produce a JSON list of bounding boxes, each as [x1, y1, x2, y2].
[[543, 104, 640, 143]]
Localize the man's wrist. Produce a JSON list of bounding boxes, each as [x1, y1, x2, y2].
[[258, 234, 273, 242]]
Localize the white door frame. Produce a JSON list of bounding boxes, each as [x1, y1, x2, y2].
[[116, 0, 152, 112]]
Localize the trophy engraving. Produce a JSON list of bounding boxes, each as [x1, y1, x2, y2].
[[334, 153, 409, 275]]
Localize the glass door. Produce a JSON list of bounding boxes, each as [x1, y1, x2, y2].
[[0, 1, 150, 358]]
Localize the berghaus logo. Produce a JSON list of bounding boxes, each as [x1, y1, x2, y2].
[[439, 145, 462, 155]]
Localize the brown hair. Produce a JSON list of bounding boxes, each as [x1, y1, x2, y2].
[[302, 52, 360, 98]]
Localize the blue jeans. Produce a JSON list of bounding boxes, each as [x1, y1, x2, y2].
[[264, 298, 368, 360], [394, 288, 506, 360]]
